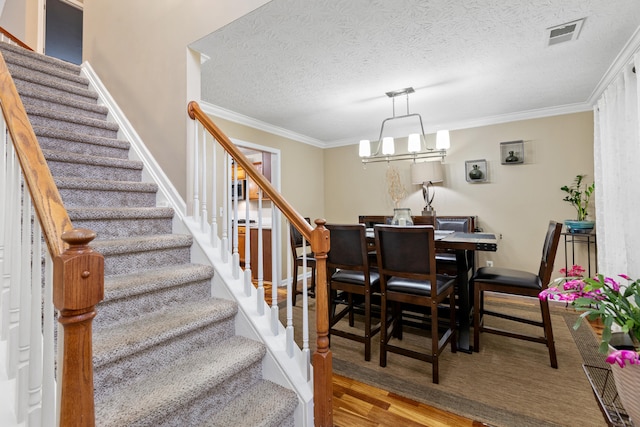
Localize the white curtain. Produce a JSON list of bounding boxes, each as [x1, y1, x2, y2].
[[594, 52, 640, 278]]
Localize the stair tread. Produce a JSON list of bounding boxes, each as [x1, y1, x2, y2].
[[34, 126, 130, 150], [91, 233, 193, 254], [54, 176, 158, 192], [26, 104, 119, 131], [95, 336, 265, 426], [201, 379, 298, 427], [43, 148, 143, 169], [68, 206, 174, 220], [18, 84, 107, 114], [103, 263, 213, 300], [3, 49, 88, 85], [93, 298, 236, 366]]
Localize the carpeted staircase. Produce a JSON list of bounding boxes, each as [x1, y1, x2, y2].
[[0, 41, 298, 426]]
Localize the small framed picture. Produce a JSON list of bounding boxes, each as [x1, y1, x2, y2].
[[465, 159, 488, 183], [500, 140, 524, 165]]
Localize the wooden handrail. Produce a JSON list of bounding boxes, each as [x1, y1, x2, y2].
[[1, 51, 103, 427], [0, 26, 34, 51], [188, 101, 333, 426]]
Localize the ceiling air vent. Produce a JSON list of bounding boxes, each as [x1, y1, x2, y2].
[[546, 18, 585, 46]]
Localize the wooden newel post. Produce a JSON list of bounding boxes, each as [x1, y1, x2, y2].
[[310, 219, 332, 427], [53, 229, 104, 427]]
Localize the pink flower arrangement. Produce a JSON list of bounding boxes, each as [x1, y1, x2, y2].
[[540, 265, 640, 368]]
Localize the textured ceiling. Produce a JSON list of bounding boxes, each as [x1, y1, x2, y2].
[[191, 0, 640, 147]]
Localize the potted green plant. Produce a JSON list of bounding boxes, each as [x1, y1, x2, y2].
[[561, 174, 595, 232]]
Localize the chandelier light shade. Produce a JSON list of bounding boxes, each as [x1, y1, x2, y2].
[[358, 87, 449, 164], [359, 139, 371, 157], [382, 137, 395, 155]]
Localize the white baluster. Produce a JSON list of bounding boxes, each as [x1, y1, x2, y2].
[[6, 154, 22, 379], [28, 222, 43, 426], [42, 251, 56, 425], [192, 121, 200, 223], [209, 135, 218, 248], [286, 220, 294, 357], [0, 120, 8, 341], [220, 154, 229, 262], [271, 206, 279, 335], [200, 128, 208, 232], [243, 182, 252, 297], [232, 161, 240, 279], [302, 238, 311, 380], [15, 187, 33, 422], [256, 193, 264, 315]]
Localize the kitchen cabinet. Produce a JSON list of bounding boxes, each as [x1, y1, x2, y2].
[[248, 152, 272, 200]]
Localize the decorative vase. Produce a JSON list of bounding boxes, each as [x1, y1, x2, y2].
[[468, 164, 483, 180], [505, 151, 519, 163], [609, 344, 640, 426], [391, 208, 413, 226]]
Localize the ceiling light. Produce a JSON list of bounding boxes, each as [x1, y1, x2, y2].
[[359, 87, 448, 164]]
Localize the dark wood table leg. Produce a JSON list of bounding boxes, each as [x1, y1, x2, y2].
[[455, 249, 473, 353]]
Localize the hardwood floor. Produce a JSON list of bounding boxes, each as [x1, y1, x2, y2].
[[332, 374, 488, 427]]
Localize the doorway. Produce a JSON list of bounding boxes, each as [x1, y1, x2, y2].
[[44, 0, 82, 64]]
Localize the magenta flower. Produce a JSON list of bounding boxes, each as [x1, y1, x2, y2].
[[606, 350, 640, 368], [604, 277, 620, 292]]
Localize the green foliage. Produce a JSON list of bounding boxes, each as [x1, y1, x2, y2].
[[561, 174, 595, 221]]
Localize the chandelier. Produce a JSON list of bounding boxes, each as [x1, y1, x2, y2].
[[358, 87, 450, 164]]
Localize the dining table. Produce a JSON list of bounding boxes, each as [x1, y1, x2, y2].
[[365, 228, 498, 353]]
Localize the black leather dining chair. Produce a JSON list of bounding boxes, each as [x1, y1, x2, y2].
[[470, 220, 562, 368], [326, 224, 380, 361], [374, 225, 457, 383], [290, 218, 316, 305]]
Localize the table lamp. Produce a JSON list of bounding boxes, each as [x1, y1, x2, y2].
[[410, 161, 444, 216]]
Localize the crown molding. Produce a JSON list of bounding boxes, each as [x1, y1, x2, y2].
[[199, 101, 326, 148], [589, 25, 640, 105]]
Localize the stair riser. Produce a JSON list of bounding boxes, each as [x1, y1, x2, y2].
[[15, 78, 98, 105], [22, 94, 107, 121], [28, 114, 118, 139], [94, 316, 236, 404], [47, 160, 142, 182], [71, 217, 173, 239], [102, 246, 191, 276], [38, 135, 130, 159], [146, 362, 263, 427], [95, 280, 211, 329], [58, 188, 158, 208]]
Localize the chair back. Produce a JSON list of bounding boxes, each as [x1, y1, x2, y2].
[[358, 215, 392, 228], [290, 217, 312, 256], [436, 216, 476, 232], [374, 225, 437, 281], [326, 224, 370, 273], [412, 216, 436, 225], [538, 221, 563, 288]]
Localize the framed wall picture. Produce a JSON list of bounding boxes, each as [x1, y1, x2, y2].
[[465, 159, 488, 183], [500, 140, 524, 164]]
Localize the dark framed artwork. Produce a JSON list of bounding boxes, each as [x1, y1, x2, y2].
[[465, 159, 488, 183], [500, 140, 524, 164]]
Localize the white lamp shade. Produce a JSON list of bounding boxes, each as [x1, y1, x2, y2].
[[359, 139, 371, 157], [407, 133, 421, 152], [436, 130, 451, 150], [411, 161, 444, 184], [382, 137, 395, 155]]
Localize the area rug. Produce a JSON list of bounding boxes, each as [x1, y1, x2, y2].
[[290, 296, 607, 427]]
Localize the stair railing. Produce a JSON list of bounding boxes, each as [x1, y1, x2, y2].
[[0, 51, 103, 426], [0, 26, 34, 51], [187, 101, 333, 427]]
